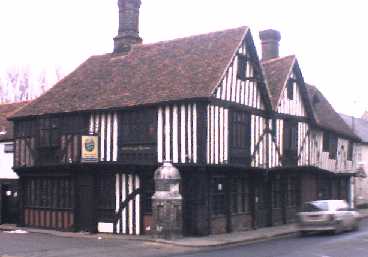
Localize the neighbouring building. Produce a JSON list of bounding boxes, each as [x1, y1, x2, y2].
[[260, 31, 359, 222], [0, 102, 28, 224], [304, 85, 359, 205], [8, 0, 360, 235], [340, 113, 368, 207]]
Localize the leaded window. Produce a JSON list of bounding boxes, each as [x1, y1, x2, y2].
[[237, 54, 247, 81], [24, 177, 73, 210], [230, 111, 251, 165], [119, 109, 157, 163], [4, 143, 14, 153], [120, 109, 156, 145], [39, 118, 60, 148], [283, 120, 298, 166]]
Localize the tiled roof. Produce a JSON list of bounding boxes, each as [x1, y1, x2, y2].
[[306, 84, 359, 140], [340, 113, 368, 143], [12, 26, 251, 119], [262, 55, 295, 109], [0, 102, 29, 141]]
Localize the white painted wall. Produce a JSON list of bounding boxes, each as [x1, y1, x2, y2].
[[277, 72, 306, 117], [0, 141, 18, 179], [213, 38, 265, 111], [309, 129, 354, 173], [354, 143, 368, 206]]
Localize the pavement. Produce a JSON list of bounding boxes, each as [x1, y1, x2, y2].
[[1, 209, 368, 248]]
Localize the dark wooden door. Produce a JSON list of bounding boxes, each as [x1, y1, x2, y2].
[[254, 179, 270, 228], [77, 175, 95, 232], [1, 184, 18, 224], [183, 171, 210, 236]]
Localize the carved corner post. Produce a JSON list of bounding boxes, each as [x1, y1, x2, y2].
[[152, 161, 183, 239]]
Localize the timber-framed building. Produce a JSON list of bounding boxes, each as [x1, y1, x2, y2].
[[9, 0, 360, 235], [0, 102, 28, 224]]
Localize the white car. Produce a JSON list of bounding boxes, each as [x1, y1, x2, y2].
[[297, 200, 360, 236]]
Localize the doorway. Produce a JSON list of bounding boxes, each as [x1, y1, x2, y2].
[[1, 183, 18, 224], [77, 174, 96, 232]]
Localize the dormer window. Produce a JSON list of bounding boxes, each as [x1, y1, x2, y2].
[[237, 54, 247, 81], [287, 79, 294, 100]]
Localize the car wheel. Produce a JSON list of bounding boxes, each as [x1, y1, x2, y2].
[[352, 220, 360, 231], [330, 222, 342, 235]]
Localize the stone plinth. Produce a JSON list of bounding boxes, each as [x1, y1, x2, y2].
[[152, 161, 183, 239]]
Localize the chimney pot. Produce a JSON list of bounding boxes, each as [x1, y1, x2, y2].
[[259, 29, 281, 61]]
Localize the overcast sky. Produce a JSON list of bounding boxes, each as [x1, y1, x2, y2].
[[0, 0, 367, 116]]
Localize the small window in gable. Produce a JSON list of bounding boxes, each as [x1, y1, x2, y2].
[[237, 54, 247, 81], [287, 80, 294, 100]]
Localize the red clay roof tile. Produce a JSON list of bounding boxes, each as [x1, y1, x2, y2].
[[12, 27, 249, 118]]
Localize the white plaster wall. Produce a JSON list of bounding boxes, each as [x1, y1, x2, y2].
[[354, 143, 368, 206], [0, 141, 18, 179]]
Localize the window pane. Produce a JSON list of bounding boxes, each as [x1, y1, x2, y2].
[[4, 143, 14, 153], [237, 54, 247, 81]]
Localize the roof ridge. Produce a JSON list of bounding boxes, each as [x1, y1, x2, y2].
[[306, 84, 359, 140], [136, 26, 248, 48], [11, 25, 249, 118]]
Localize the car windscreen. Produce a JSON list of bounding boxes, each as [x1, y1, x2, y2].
[[302, 202, 329, 212]]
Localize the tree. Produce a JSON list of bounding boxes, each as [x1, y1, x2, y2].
[[55, 66, 64, 82], [0, 77, 5, 104], [39, 70, 48, 94], [17, 67, 31, 101], [0, 66, 64, 103]]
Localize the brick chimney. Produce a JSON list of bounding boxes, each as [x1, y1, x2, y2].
[[113, 0, 142, 54], [259, 29, 281, 61]]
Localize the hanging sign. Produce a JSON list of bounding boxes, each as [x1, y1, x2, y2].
[[81, 136, 99, 162]]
